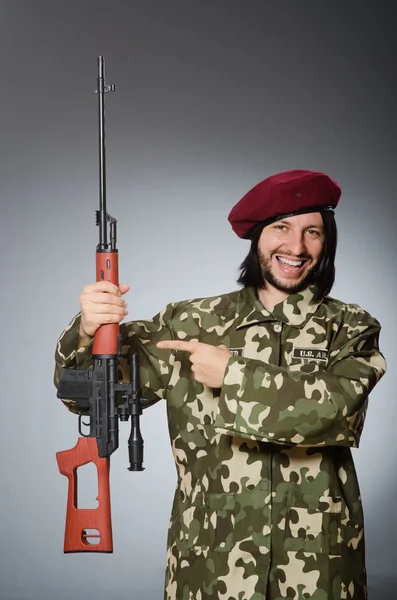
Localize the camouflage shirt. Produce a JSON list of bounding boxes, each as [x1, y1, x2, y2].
[[54, 285, 386, 600]]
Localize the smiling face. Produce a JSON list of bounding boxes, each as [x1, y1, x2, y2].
[[257, 212, 325, 296]]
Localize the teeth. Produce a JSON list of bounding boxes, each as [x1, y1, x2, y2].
[[278, 257, 304, 267]]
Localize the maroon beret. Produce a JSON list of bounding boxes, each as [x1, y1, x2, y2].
[[228, 169, 341, 239]]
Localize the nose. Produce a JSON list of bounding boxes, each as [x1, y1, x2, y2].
[[287, 230, 306, 256]]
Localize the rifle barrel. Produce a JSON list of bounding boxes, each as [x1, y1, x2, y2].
[[97, 55, 107, 249]]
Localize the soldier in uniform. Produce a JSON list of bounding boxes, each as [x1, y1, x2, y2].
[[54, 170, 386, 600]]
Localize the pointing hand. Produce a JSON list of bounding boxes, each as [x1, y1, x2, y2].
[[157, 340, 232, 388]]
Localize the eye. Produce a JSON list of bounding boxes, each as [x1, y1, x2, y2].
[[306, 229, 321, 236], [274, 224, 287, 231]]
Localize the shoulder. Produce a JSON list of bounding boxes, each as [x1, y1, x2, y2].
[[170, 289, 242, 320], [319, 294, 382, 333], [173, 289, 242, 313]]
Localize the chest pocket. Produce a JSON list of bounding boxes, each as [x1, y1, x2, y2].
[[172, 492, 235, 554], [285, 493, 341, 556], [287, 354, 327, 374]]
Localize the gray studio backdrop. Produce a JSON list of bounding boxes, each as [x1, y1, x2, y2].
[[0, 2, 396, 599]]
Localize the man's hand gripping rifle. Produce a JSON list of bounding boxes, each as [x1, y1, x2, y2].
[[56, 57, 145, 553]]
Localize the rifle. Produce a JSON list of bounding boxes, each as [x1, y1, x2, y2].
[[56, 56, 144, 553]]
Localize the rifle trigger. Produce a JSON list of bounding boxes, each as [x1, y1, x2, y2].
[[78, 414, 91, 438]]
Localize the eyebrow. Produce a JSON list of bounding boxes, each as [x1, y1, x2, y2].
[[276, 220, 324, 231], [305, 224, 324, 231]]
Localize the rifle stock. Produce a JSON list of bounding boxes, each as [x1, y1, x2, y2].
[[56, 437, 113, 553]]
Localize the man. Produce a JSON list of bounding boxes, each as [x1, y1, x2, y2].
[[55, 170, 386, 600]]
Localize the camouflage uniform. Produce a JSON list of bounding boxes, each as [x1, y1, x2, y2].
[[55, 284, 386, 600]]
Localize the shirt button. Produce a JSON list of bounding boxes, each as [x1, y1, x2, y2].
[[273, 323, 282, 333]]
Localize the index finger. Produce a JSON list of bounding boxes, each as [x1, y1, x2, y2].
[[157, 340, 199, 353]]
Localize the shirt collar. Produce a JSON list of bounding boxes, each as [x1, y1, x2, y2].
[[235, 285, 321, 329]]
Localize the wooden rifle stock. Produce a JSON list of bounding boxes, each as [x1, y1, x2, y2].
[[56, 437, 113, 553]]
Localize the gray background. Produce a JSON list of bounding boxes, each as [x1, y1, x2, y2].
[[0, 1, 395, 599]]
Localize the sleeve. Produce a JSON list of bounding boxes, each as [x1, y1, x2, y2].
[[213, 312, 387, 448], [54, 304, 177, 415]]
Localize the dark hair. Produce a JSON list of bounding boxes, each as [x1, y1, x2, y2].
[[237, 211, 337, 304]]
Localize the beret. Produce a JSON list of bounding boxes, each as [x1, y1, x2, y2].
[[228, 169, 341, 239]]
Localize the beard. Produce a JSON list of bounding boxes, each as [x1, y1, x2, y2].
[[258, 248, 318, 295]]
